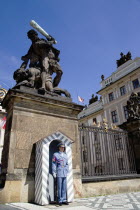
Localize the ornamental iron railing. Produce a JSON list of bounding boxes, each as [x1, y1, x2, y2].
[[79, 125, 137, 181]]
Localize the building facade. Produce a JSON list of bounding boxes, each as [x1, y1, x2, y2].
[[78, 57, 140, 126], [78, 100, 103, 126]]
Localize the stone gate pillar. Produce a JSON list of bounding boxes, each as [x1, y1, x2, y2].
[[119, 92, 140, 173], [120, 119, 140, 173], [0, 87, 83, 203]]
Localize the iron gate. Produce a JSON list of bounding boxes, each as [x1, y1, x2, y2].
[[79, 125, 137, 181]]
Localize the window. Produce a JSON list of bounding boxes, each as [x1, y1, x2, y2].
[[95, 143, 101, 160], [123, 106, 128, 119], [93, 118, 97, 124], [95, 144, 101, 153], [120, 86, 126, 96], [115, 135, 123, 150], [111, 110, 118, 123], [108, 92, 114, 101], [96, 152, 101, 161], [132, 79, 140, 89], [118, 158, 124, 170], [96, 154, 101, 160], [95, 165, 103, 173], [94, 132, 98, 142]]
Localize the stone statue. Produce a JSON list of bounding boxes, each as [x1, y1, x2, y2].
[[89, 94, 98, 105], [126, 51, 132, 60], [116, 51, 132, 68], [126, 92, 140, 120], [13, 23, 71, 98], [101, 75, 104, 81], [21, 29, 62, 92]]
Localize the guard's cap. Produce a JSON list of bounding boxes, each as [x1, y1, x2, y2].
[[57, 142, 65, 147]]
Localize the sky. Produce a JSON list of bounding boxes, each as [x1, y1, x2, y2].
[[0, 0, 140, 105]]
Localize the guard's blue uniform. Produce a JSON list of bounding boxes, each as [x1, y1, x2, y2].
[[52, 151, 69, 203]]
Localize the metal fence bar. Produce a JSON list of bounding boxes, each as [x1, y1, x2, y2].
[[79, 127, 84, 176], [79, 125, 137, 179], [86, 128, 91, 176]]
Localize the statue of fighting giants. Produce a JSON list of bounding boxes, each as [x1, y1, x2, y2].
[[13, 21, 71, 98]]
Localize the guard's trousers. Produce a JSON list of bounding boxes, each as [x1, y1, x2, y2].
[[57, 177, 67, 203]]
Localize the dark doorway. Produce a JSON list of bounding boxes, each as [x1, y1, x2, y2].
[[49, 140, 61, 203]]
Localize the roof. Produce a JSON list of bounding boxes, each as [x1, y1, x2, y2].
[[97, 57, 140, 94]]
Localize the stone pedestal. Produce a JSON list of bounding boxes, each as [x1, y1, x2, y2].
[[0, 88, 83, 203], [119, 119, 140, 173]]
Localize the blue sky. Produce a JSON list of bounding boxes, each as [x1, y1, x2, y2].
[[1, 0, 140, 104]]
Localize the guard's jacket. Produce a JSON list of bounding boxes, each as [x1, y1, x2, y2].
[[52, 152, 69, 177]]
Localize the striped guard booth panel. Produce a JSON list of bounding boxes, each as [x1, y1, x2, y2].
[[35, 131, 74, 205]]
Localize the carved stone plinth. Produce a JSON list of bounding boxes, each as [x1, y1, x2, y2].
[[0, 88, 83, 203]]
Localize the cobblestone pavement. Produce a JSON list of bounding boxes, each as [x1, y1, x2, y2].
[[74, 191, 140, 210], [1, 192, 140, 210]]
